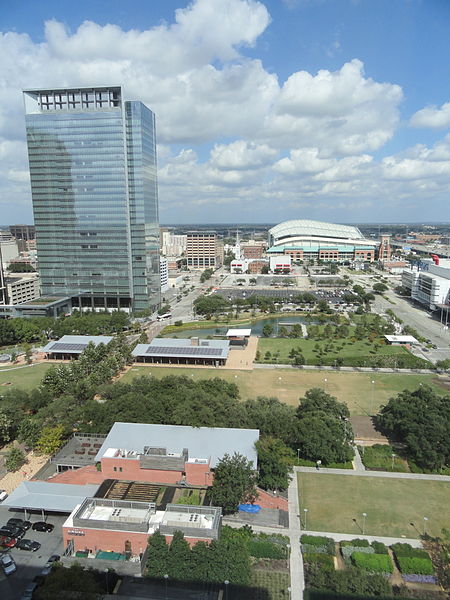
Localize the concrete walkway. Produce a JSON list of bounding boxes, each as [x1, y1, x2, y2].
[[254, 363, 440, 375], [352, 447, 366, 472], [294, 466, 450, 481], [288, 468, 304, 600]]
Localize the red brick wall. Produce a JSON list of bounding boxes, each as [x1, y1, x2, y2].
[[185, 463, 212, 486], [101, 457, 182, 484], [256, 488, 288, 511], [63, 527, 213, 555]]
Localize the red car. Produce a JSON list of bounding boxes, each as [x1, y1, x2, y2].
[[0, 535, 17, 548]]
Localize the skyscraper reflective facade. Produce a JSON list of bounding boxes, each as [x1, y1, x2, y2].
[[23, 86, 160, 312]]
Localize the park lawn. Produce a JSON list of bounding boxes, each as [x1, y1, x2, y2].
[[120, 366, 443, 416], [297, 472, 450, 538], [0, 363, 52, 390], [257, 337, 407, 364]]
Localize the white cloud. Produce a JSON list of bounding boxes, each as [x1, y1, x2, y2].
[[410, 102, 450, 129], [211, 140, 278, 170]]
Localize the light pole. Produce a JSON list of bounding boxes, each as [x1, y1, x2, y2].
[[224, 580, 229, 600], [297, 448, 300, 461], [391, 453, 396, 471], [371, 380, 375, 414], [286, 543, 291, 569], [423, 517, 428, 536], [324, 378, 327, 391], [287, 586, 292, 600], [164, 574, 169, 600], [303, 508, 308, 530], [362, 512, 367, 535]]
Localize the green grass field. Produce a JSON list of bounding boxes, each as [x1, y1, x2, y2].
[[257, 337, 408, 365], [0, 363, 52, 391], [249, 570, 290, 600], [121, 366, 445, 415], [297, 472, 450, 538]]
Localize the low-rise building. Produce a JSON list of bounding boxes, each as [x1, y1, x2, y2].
[[402, 259, 450, 309], [132, 338, 229, 366], [42, 335, 113, 360], [269, 255, 292, 273], [94, 422, 259, 487]]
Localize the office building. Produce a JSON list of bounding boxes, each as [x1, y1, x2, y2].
[[0, 258, 6, 305], [186, 232, 223, 270], [5, 273, 40, 305], [160, 257, 169, 292], [23, 86, 160, 312], [0, 239, 19, 268], [9, 225, 35, 241], [161, 231, 187, 257], [402, 259, 450, 310]]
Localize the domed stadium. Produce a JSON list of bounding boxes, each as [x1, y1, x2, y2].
[[268, 219, 379, 263]]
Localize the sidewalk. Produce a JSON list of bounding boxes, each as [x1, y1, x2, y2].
[[294, 465, 450, 481]]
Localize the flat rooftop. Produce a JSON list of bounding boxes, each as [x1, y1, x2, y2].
[[132, 338, 229, 360]]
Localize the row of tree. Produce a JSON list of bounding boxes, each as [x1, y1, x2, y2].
[[0, 310, 131, 347]]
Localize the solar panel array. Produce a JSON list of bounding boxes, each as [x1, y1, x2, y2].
[[145, 345, 223, 357], [48, 342, 88, 352]]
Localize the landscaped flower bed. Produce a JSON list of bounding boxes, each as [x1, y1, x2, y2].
[[351, 552, 393, 574], [300, 534, 335, 556], [391, 543, 436, 583]]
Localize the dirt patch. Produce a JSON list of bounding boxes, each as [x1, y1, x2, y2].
[[350, 416, 389, 443], [252, 559, 289, 572], [432, 376, 450, 390], [0, 450, 49, 494]]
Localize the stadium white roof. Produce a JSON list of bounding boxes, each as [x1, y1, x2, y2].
[[42, 335, 113, 354], [269, 220, 364, 241], [95, 422, 259, 468], [2, 482, 99, 512]]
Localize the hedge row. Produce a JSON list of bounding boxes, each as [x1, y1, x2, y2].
[[341, 538, 370, 548], [391, 543, 429, 559], [351, 552, 393, 574], [371, 541, 388, 555], [396, 556, 434, 575]]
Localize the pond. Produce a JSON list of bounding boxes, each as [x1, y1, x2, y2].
[[162, 315, 317, 338]]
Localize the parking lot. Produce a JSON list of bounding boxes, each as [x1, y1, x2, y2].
[[0, 506, 65, 599]]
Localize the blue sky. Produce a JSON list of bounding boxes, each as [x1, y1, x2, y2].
[[1, 0, 450, 224]]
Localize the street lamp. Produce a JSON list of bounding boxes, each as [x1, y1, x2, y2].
[[286, 543, 291, 568], [303, 508, 308, 530], [297, 448, 300, 460], [224, 580, 229, 600], [371, 380, 375, 414], [164, 574, 169, 600], [391, 453, 396, 471], [362, 512, 367, 535], [287, 587, 292, 600], [423, 517, 428, 536], [324, 378, 328, 391]]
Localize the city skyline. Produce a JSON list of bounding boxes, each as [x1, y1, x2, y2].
[[1, 0, 450, 224]]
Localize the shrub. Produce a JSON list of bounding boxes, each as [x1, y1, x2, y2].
[[391, 543, 429, 559], [341, 538, 370, 547], [371, 541, 388, 555], [247, 539, 286, 559], [396, 556, 434, 575], [402, 574, 437, 584], [302, 553, 335, 569], [351, 552, 393, 574], [4, 447, 26, 472]]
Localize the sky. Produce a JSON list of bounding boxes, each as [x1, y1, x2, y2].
[[1, 0, 450, 225]]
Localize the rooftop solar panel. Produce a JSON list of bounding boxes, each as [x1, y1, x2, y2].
[[144, 345, 223, 357], [48, 343, 88, 352]]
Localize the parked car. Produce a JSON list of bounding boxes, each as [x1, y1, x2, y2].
[[0, 490, 8, 502], [16, 539, 41, 552], [20, 581, 38, 599], [0, 536, 17, 548], [47, 554, 60, 564], [1, 553, 16, 575], [32, 521, 54, 533], [0, 525, 26, 539], [7, 518, 31, 530]]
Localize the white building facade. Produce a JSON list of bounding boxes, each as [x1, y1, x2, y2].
[[402, 259, 450, 309]]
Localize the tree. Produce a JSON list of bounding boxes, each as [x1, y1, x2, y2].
[[0, 410, 14, 445], [262, 324, 273, 337], [7, 262, 35, 273], [138, 331, 148, 344], [167, 531, 191, 581], [4, 447, 26, 472], [255, 437, 294, 491], [295, 413, 353, 464], [34, 563, 102, 600], [146, 531, 169, 577], [35, 424, 65, 456], [373, 282, 388, 294], [376, 386, 450, 470], [158, 304, 171, 316], [297, 388, 350, 421], [261, 265, 269, 274], [209, 452, 257, 515]]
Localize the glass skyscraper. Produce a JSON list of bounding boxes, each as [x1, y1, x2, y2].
[[23, 86, 160, 312]]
